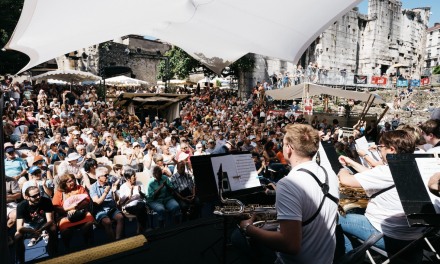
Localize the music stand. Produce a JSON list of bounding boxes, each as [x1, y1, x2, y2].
[[191, 153, 263, 264], [384, 153, 440, 263]]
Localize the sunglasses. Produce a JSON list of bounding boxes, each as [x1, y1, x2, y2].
[[29, 193, 41, 199], [35, 140, 40, 143]]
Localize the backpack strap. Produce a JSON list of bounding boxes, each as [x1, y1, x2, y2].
[[297, 166, 338, 227], [370, 185, 395, 199]]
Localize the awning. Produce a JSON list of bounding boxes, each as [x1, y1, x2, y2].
[[157, 80, 196, 85], [113, 93, 190, 110], [31, 70, 102, 83], [266, 83, 386, 103], [5, 0, 362, 74]]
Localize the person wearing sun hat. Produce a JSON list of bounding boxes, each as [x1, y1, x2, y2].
[[53, 153, 82, 191]]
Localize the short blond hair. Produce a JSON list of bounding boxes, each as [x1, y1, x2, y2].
[[396, 124, 422, 145], [284, 124, 319, 158]]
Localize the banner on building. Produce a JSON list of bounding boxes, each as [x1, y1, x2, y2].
[[397, 79, 409, 87], [421, 78, 430, 85], [410, 80, 420, 87], [354, 75, 368, 84], [371, 77, 387, 85], [304, 99, 313, 115]]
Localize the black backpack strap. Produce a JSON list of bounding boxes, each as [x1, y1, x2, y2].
[[297, 166, 338, 227], [370, 185, 395, 199]]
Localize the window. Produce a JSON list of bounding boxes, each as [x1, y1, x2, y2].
[[429, 39, 432, 46]]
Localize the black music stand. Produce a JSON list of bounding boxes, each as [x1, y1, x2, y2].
[[191, 154, 264, 264], [381, 154, 440, 262]]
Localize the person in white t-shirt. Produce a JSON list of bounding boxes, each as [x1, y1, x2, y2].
[[420, 119, 440, 154], [338, 130, 424, 263], [232, 124, 339, 264]]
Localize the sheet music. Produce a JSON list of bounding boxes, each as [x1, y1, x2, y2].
[[355, 137, 370, 168], [211, 156, 242, 191], [415, 158, 440, 213], [234, 154, 261, 189], [211, 154, 260, 191]]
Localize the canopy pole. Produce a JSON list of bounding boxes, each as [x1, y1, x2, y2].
[[360, 94, 372, 120], [302, 82, 306, 112], [360, 97, 375, 121], [377, 106, 389, 125]]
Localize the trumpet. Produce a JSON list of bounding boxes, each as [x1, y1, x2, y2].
[[214, 164, 277, 228]]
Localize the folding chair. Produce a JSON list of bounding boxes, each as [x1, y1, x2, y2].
[[113, 155, 127, 165], [53, 161, 62, 177]]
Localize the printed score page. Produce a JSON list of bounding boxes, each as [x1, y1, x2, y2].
[[211, 155, 243, 192], [414, 158, 440, 213], [233, 154, 261, 189]]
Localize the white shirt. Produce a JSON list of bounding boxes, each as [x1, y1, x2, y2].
[[275, 161, 339, 264], [425, 144, 440, 154], [119, 181, 146, 209], [216, 138, 227, 146], [354, 165, 425, 240]]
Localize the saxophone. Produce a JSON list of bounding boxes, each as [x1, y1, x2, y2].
[[213, 164, 277, 227]]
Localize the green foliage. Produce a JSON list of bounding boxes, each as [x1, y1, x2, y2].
[[216, 80, 222, 87], [0, 0, 29, 75], [157, 46, 255, 80], [96, 85, 106, 99], [433, 66, 440, 75]]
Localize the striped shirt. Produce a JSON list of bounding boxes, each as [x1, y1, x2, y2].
[[170, 171, 194, 194]]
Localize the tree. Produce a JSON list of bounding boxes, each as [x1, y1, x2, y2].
[[433, 66, 440, 75], [157, 46, 254, 80], [0, 0, 29, 76]]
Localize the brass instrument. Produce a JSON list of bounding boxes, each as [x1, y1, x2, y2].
[[338, 184, 369, 217], [213, 164, 277, 227]]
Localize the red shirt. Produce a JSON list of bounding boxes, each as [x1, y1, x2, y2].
[[50, 119, 61, 128]]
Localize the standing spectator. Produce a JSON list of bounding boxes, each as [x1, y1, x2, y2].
[[340, 68, 346, 84], [391, 114, 400, 130], [365, 120, 378, 143]]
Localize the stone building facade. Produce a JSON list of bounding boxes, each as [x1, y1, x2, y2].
[[238, 0, 430, 98], [300, 1, 430, 78], [424, 23, 440, 73], [56, 35, 171, 86]]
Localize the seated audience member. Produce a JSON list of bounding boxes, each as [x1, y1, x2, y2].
[[15, 186, 57, 263], [193, 143, 206, 156], [52, 174, 94, 250], [420, 119, 440, 153], [6, 177, 22, 245], [147, 165, 180, 228], [153, 153, 172, 177], [86, 135, 105, 158], [143, 145, 157, 171], [263, 141, 287, 181], [82, 158, 98, 190], [5, 144, 28, 188], [110, 164, 126, 188], [170, 161, 202, 222], [119, 169, 148, 234], [55, 153, 82, 190], [105, 139, 118, 160], [66, 139, 80, 156], [89, 167, 124, 240], [334, 142, 348, 157], [338, 130, 424, 263], [22, 166, 54, 199], [47, 142, 64, 167]]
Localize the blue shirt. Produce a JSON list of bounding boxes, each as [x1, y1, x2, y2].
[[211, 145, 229, 155], [291, 105, 299, 111], [89, 182, 116, 210], [147, 175, 175, 204], [5, 157, 28, 177], [47, 151, 63, 164]]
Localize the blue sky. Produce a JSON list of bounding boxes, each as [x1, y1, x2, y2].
[[357, 0, 439, 27]]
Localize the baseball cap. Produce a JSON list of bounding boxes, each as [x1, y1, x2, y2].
[[52, 115, 58, 118], [133, 142, 140, 147], [29, 166, 41, 174], [33, 156, 44, 163], [72, 131, 80, 135], [5, 147, 15, 153], [208, 139, 215, 143]]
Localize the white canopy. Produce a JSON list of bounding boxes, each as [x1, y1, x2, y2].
[[31, 70, 102, 83], [6, 0, 362, 74], [266, 83, 386, 103], [101, 76, 148, 86]]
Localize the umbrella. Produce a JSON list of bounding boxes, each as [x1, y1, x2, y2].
[[31, 70, 102, 91], [101, 76, 148, 86], [390, 63, 409, 68]]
